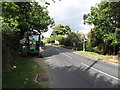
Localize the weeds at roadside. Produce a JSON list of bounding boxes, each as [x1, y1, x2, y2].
[[75, 51, 120, 64], [3, 57, 48, 88]]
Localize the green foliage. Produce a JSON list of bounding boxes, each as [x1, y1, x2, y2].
[[47, 35, 65, 45], [2, 2, 54, 35], [3, 57, 47, 88], [2, 23, 20, 63], [28, 2, 54, 32], [86, 43, 93, 52], [48, 32, 83, 49], [61, 32, 82, 47], [2, 2, 55, 62], [51, 24, 71, 36], [56, 35, 66, 44], [84, 1, 120, 55], [47, 36, 55, 43], [115, 28, 120, 43], [103, 33, 116, 45]]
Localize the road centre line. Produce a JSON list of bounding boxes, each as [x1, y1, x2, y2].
[[62, 53, 72, 59], [55, 47, 119, 80], [81, 63, 120, 81], [55, 48, 72, 59], [55, 48, 61, 52]]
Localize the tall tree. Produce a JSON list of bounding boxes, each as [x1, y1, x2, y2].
[[2, 1, 55, 63], [51, 24, 71, 36], [83, 1, 120, 55]]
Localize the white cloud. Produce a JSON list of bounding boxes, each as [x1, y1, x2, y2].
[[79, 24, 94, 34], [42, 27, 53, 37], [40, 0, 101, 37]]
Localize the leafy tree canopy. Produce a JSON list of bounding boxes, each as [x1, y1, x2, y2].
[[83, 1, 120, 55], [2, 2, 54, 39], [51, 24, 71, 36]]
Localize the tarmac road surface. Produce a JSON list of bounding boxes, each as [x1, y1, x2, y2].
[[43, 45, 119, 88]]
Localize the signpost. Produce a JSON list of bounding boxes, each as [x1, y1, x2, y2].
[[81, 39, 87, 51]]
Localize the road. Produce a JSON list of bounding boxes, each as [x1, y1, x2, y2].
[[43, 45, 119, 88]]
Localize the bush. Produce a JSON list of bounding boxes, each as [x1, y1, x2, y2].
[[56, 35, 66, 45], [47, 37, 55, 43], [62, 37, 71, 46], [86, 43, 93, 52], [62, 32, 81, 47], [93, 46, 101, 54], [2, 23, 20, 64]]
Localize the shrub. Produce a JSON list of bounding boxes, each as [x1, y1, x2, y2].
[[86, 43, 93, 52], [56, 35, 66, 45], [47, 37, 55, 43]]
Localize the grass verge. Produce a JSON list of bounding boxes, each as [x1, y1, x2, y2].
[[75, 51, 120, 64], [48, 44, 120, 64], [3, 57, 48, 88]]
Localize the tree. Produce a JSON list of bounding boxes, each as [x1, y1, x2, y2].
[[63, 32, 82, 47], [28, 2, 54, 33], [51, 24, 71, 36], [83, 1, 120, 55], [2, 2, 54, 38], [2, 1, 55, 63]]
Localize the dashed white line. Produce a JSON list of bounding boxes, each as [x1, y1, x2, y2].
[[81, 63, 120, 81], [62, 53, 72, 59], [55, 48, 61, 52], [55, 48, 72, 59]]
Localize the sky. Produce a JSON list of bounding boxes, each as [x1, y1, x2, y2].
[[37, 0, 101, 37]]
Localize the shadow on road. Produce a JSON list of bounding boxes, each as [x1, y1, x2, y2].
[[41, 45, 119, 88], [44, 45, 74, 57], [48, 65, 119, 88], [85, 61, 98, 70]]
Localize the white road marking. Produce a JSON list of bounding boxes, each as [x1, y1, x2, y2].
[[55, 48, 72, 59], [81, 63, 120, 81], [55, 49, 61, 52], [74, 52, 118, 66], [62, 53, 72, 59], [55, 47, 119, 80]]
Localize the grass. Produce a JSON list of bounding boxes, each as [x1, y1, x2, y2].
[[75, 51, 120, 64], [3, 57, 48, 88]]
